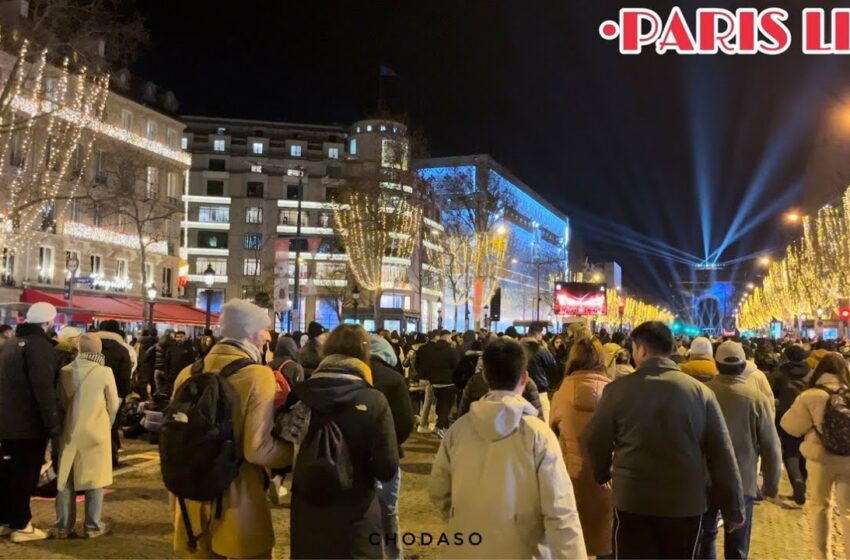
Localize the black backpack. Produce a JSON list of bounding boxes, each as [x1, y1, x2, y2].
[[159, 356, 253, 550], [294, 410, 354, 506], [816, 386, 850, 456]]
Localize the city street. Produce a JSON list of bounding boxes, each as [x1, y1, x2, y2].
[[0, 433, 841, 560]]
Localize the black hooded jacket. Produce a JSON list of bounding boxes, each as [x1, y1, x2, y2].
[[0, 323, 61, 440], [774, 360, 812, 421], [290, 356, 399, 559]]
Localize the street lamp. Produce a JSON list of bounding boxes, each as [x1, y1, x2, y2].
[[785, 211, 801, 224], [203, 263, 215, 331], [758, 256, 771, 267], [147, 282, 158, 332], [483, 304, 490, 330], [66, 253, 79, 325], [352, 285, 360, 325], [436, 297, 443, 330]]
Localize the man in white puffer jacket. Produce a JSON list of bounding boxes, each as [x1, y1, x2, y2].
[[429, 338, 587, 559]]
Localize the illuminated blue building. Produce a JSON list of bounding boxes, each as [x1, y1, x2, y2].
[[417, 155, 570, 331]]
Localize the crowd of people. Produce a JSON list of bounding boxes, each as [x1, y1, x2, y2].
[[1, 297, 849, 559]]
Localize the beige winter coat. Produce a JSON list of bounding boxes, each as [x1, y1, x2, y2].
[[57, 353, 120, 491], [171, 342, 294, 559], [429, 391, 587, 559], [781, 373, 850, 466]]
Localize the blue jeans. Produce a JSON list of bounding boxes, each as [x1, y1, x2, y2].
[[377, 468, 403, 559], [699, 496, 755, 559], [55, 470, 105, 533]]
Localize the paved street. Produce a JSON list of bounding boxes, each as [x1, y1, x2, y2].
[[0, 433, 842, 559]]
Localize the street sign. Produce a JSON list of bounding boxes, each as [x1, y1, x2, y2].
[[73, 276, 93, 285]]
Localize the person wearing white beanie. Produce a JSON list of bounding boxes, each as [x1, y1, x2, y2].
[[681, 336, 719, 382], [169, 299, 291, 558], [0, 301, 60, 542]]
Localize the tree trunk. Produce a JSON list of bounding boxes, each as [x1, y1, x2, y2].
[[138, 242, 148, 327], [373, 288, 381, 331]]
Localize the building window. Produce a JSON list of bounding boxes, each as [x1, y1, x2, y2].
[[380, 125, 387, 132], [146, 119, 157, 139], [328, 147, 340, 159], [181, 137, 189, 150], [206, 180, 224, 196], [279, 210, 308, 226], [217, 127, 226, 135], [195, 258, 227, 275], [198, 231, 228, 248], [146, 166, 160, 199], [246, 207, 263, 224], [287, 168, 303, 177], [290, 144, 302, 157], [90, 254, 103, 276], [167, 172, 181, 202], [121, 109, 133, 131], [1, 248, 14, 280], [144, 262, 153, 286], [20, 0, 28, 17], [286, 186, 299, 200], [162, 267, 173, 297], [381, 138, 408, 170], [243, 258, 261, 276], [366, 125, 373, 132], [213, 139, 225, 152], [350, 138, 357, 155], [198, 206, 229, 223], [209, 158, 226, 171], [38, 246, 54, 284], [325, 187, 338, 201], [250, 163, 262, 173], [252, 142, 264, 155], [244, 233, 263, 251], [116, 258, 128, 279], [166, 128, 177, 147], [246, 182, 264, 198], [65, 251, 79, 274]]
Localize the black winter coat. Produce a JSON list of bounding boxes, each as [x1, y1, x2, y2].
[[521, 338, 558, 392], [290, 357, 398, 559], [458, 372, 545, 420], [99, 333, 132, 398], [0, 323, 61, 439], [453, 351, 482, 391], [134, 335, 157, 395], [298, 339, 322, 377], [370, 356, 415, 455], [414, 340, 459, 385]]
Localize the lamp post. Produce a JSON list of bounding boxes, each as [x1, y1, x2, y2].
[[147, 282, 158, 332], [291, 166, 305, 333], [352, 285, 360, 325], [203, 263, 215, 331], [437, 297, 443, 330], [483, 304, 490, 331], [66, 253, 79, 325]]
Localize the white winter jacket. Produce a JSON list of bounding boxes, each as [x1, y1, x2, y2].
[[429, 391, 587, 559], [781, 373, 850, 466]]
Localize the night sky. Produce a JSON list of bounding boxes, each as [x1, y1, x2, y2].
[[134, 1, 850, 308]]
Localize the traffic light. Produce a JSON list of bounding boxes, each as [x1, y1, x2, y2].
[[841, 308, 850, 323]]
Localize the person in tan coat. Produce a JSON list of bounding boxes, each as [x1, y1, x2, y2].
[[680, 337, 718, 382], [171, 299, 293, 559], [550, 337, 612, 557]]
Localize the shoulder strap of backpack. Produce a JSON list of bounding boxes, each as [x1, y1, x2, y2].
[[815, 384, 836, 397], [274, 359, 293, 374], [219, 358, 255, 379], [189, 359, 205, 377]]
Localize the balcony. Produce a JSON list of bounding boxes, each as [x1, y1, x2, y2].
[[182, 220, 230, 231]]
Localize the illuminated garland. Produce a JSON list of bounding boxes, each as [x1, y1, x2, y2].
[[63, 221, 168, 254], [594, 288, 673, 326]]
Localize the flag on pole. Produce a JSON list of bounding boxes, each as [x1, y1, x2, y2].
[[379, 65, 398, 78]]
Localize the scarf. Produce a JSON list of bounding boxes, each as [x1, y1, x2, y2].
[[77, 352, 105, 366], [314, 354, 373, 385], [218, 337, 263, 364]]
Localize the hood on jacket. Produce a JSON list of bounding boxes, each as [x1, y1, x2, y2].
[[742, 360, 759, 380], [296, 355, 373, 414], [815, 372, 843, 390], [520, 337, 541, 350], [779, 360, 811, 380], [15, 322, 54, 341], [636, 356, 682, 376], [564, 371, 611, 412], [369, 335, 398, 367], [469, 391, 539, 442], [274, 335, 299, 360], [97, 330, 129, 348]]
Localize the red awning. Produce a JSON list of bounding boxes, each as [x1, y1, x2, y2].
[[153, 302, 218, 327], [19, 289, 217, 327]]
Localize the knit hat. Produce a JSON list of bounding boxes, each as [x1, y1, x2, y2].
[[689, 337, 713, 357], [57, 326, 82, 343], [784, 344, 808, 363], [504, 326, 519, 339], [369, 334, 398, 367], [26, 302, 57, 324], [307, 321, 327, 339], [219, 299, 271, 340], [78, 333, 103, 354], [715, 341, 746, 367]]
